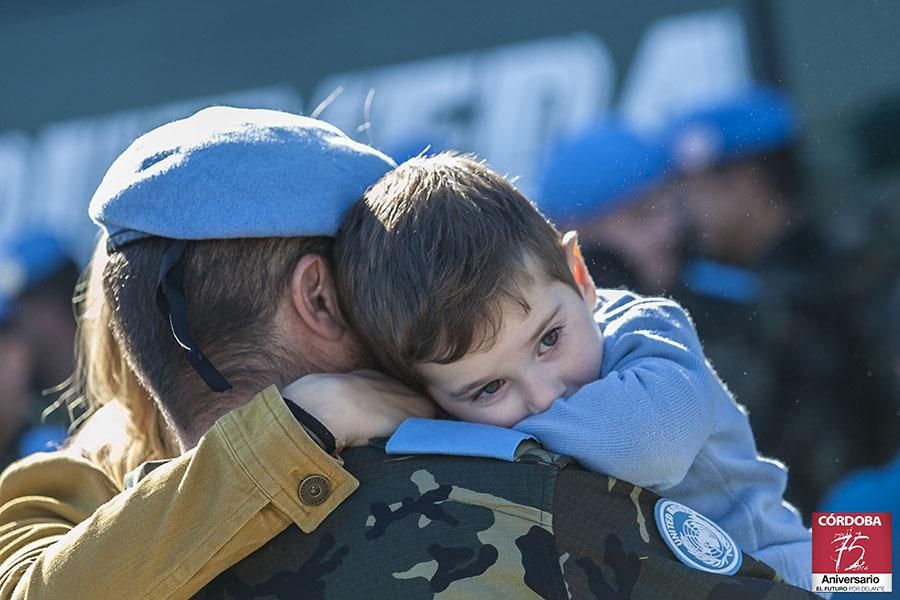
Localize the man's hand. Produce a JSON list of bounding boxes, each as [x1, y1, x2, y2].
[[281, 370, 437, 448]]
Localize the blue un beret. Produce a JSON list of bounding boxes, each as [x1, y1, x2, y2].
[[665, 86, 797, 173], [89, 106, 396, 248], [0, 230, 72, 323], [538, 119, 670, 226], [0, 229, 70, 287]]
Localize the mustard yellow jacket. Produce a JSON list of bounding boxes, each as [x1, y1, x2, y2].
[[0, 386, 357, 599]]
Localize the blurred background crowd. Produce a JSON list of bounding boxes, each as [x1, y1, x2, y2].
[[1, 0, 898, 525]]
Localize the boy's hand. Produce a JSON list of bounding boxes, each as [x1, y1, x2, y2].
[[281, 370, 436, 448]]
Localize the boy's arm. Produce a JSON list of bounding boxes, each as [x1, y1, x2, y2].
[[0, 386, 357, 600], [515, 294, 721, 490]]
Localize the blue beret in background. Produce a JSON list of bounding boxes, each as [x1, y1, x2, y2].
[[665, 86, 798, 173], [537, 119, 670, 227], [0, 230, 72, 322], [89, 106, 397, 247]]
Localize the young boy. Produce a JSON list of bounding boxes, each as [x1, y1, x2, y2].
[[334, 153, 813, 590]]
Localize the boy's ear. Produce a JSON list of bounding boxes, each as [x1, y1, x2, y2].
[[288, 254, 348, 341], [562, 230, 597, 308]]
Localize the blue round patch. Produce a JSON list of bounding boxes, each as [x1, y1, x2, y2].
[[654, 499, 743, 576]]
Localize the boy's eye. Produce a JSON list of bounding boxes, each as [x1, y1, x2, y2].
[[475, 379, 504, 400], [539, 328, 560, 350]]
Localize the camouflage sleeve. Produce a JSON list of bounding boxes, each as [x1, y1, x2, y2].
[[551, 467, 816, 599], [198, 445, 819, 599]]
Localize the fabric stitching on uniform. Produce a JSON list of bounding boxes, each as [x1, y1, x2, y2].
[[142, 492, 264, 600], [221, 392, 356, 530]]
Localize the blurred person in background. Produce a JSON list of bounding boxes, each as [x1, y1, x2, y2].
[[538, 119, 683, 295], [7, 232, 80, 394], [667, 86, 896, 517], [671, 87, 798, 282], [0, 231, 74, 466]]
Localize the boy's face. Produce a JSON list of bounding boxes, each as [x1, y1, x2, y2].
[[418, 234, 604, 427]]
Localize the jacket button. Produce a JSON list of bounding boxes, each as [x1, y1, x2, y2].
[[299, 474, 331, 506]]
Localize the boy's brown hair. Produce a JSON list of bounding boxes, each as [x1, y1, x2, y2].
[[335, 152, 578, 391]]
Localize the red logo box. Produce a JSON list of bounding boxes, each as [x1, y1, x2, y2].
[[812, 512, 892, 594]]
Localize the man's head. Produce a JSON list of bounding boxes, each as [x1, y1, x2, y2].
[[667, 86, 799, 266], [538, 119, 681, 294], [335, 153, 602, 427], [675, 157, 793, 265], [102, 236, 365, 442], [89, 107, 396, 448]]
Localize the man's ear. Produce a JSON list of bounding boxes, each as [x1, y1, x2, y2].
[[562, 230, 597, 308], [288, 254, 348, 341]]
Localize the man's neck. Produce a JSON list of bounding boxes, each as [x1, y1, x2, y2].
[[172, 336, 355, 450], [174, 382, 279, 451], [173, 354, 316, 451]]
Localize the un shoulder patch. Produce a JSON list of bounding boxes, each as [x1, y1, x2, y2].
[[654, 499, 743, 576]]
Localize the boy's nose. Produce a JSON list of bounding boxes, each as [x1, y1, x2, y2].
[[524, 376, 566, 415]]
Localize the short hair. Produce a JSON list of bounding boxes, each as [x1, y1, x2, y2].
[[335, 153, 578, 391], [103, 235, 333, 432]]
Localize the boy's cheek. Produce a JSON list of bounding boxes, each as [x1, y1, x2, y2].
[[432, 397, 462, 420], [432, 396, 486, 425], [575, 329, 604, 384], [439, 399, 521, 428], [595, 332, 605, 374]]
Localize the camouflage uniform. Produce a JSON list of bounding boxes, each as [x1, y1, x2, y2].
[[195, 444, 817, 599]]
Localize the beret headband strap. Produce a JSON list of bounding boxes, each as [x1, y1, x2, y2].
[[107, 229, 153, 253], [156, 239, 232, 393]]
